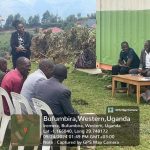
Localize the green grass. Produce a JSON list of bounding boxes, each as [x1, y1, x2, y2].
[[0, 32, 11, 47], [0, 64, 150, 150], [66, 70, 150, 150], [0, 32, 11, 56]]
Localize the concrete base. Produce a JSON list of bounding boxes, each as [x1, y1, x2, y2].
[[96, 62, 112, 70], [76, 68, 102, 75]]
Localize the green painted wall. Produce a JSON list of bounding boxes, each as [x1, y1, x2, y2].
[[96, 10, 150, 66]]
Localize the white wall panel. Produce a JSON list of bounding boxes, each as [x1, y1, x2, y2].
[[97, 0, 150, 11]]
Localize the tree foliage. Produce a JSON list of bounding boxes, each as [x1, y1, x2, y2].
[[41, 10, 51, 25], [4, 15, 13, 29], [28, 15, 40, 27], [4, 13, 26, 29], [2, 12, 96, 30]]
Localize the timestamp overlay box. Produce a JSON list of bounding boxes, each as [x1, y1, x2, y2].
[[42, 106, 139, 146]]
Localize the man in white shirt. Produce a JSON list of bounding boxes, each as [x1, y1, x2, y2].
[[21, 59, 54, 113], [129, 40, 150, 103], [129, 40, 150, 76]]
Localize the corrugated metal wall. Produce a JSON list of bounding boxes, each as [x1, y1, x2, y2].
[[96, 0, 150, 67]]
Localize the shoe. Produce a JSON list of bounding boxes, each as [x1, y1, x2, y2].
[[116, 89, 127, 93], [141, 93, 150, 103], [129, 85, 136, 93], [105, 84, 112, 90], [116, 87, 127, 93]]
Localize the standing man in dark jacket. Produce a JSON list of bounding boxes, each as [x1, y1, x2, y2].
[[11, 20, 31, 68]]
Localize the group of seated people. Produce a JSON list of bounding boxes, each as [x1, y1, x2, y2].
[[107, 40, 150, 103], [0, 57, 77, 117], [0, 57, 95, 149]]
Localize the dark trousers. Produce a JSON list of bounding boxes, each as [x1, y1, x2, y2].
[[112, 65, 129, 87], [12, 52, 30, 68]]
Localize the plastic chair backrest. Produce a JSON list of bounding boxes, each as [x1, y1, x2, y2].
[[32, 98, 59, 130], [32, 98, 68, 150], [0, 87, 14, 147], [0, 87, 14, 115], [10, 92, 38, 150], [11, 92, 33, 114], [0, 92, 4, 117]]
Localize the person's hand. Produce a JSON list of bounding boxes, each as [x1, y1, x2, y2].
[[140, 69, 148, 76], [118, 63, 124, 66], [16, 46, 25, 52], [138, 68, 142, 73], [119, 63, 128, 67], [118, 60, 127, 67], [16, 46, 23, 52]]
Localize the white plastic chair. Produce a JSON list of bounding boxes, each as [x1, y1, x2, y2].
[[0, 87, 15, 148], [32, 98, 67, 150], [11, 92, 38, 150], [11, 92, 33, 115]]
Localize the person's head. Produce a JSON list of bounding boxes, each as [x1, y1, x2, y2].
[[39, 59, 54, 79], [16, 57, 31, 78], [144, 40, 150, 51], [121, 41, 129, 51], [82, 42, 89, 49], [0, 57, 7, 72], [53, 64, 67, 82], [12, 20, 24, 34]]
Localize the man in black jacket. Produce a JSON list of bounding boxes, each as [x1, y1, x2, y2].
[[35, 64, 78, 116], [35, 64, 80, 148], [11, 20, 31, 68]]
